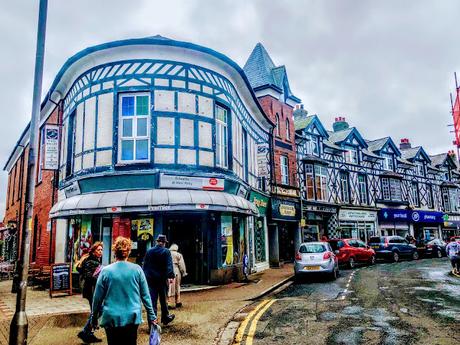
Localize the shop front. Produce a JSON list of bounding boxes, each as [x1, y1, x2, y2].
[[442, 214, 460, 241], [268, 197, 301, 266], [378, 209, 444, 241], [248, 190, 270, 272], [301, 204, 337, 242], [338, 208, 377, 242]]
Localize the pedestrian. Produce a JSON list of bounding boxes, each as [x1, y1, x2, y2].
[[446, 237, 460, 274], [77, 241, 103, 344], [143, 234, 176, 325], [168, 243, 187, 309], [91, 236, 156, 345]]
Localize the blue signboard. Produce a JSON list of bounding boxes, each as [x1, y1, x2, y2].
[[378, 209, 444, 224]]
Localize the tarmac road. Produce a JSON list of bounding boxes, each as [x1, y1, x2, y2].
[[234, 258, 460, 345]]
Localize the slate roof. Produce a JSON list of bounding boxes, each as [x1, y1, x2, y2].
[[429, 153, 447, 168], [323, 140, 346, 151], [294, 114, 314, 131], [327, 128, 354, 145], [396, 157, 415, 167], [244, 43, 300, 102], [362, 149, 383, 160], [366, 137, 389, 153], [400, 147, 420, 160]]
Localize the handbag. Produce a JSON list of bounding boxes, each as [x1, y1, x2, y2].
[[92, 265, 103, 278], [149, 324, 161, 345]]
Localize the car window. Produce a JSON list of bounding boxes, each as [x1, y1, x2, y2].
[[389, 238, 402, 244], [369, 237, 382, 244], [299, 244, 327, 253], [357, 241, 367, 248], [338, 241, 345, 249], [349, 240, 359, 247]]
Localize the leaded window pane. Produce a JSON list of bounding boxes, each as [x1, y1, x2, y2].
[[121, 140, 134, 160], [136, 95, 149, 115], [122, 96, 135, 116]]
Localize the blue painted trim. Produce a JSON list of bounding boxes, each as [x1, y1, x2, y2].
[[305, 115, 329, 139], [94, 95, 99, 166], [42, 37, 274, 126], [112, 88, 119, 166], [150, 88, 155, 164], [74, 147, 113, 158]]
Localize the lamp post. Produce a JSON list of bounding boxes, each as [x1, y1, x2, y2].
[[9, 1, 48, 344]]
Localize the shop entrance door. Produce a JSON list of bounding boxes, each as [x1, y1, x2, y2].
[[279, 222, 295, 263], [165, 214, 209, 285]]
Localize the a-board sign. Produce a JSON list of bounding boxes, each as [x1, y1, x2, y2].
[[49, 263, 72, 298]]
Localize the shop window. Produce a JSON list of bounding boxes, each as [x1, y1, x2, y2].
[[216, 105, 228, 168], [220, 214, 233, 267], [118, 93, 150, 163], [358, 174, 368, 205], [381, 153, 394, 171], [254, 217, 266, 263], [381, 177, 402, 202], [280, 155, 289, 185], [340, 171, 350, 203]]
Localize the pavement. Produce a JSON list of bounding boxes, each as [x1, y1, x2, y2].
[[0, 263, 293, 345]]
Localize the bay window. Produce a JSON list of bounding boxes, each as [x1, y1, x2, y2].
[[119, 94, 150, 162]]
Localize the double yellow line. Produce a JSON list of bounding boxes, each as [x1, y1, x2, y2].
[[233, 298, 277, 345]]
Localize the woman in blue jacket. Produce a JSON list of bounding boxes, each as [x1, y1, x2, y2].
[[91, 237, 157, 345]]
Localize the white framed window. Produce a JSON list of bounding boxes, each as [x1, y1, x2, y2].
[[314, 165, 328, 201], [305, 163, 315, 200], [345, 147, 358, 164], [286, 118, 291, 141], [358, 174, 368, 204], [118, 93, 150, 163], [306, 134, 320, 156], [340, 171, 350, 203], [280, 155, 289, 185], [381, 177, 402, 201], [216, 105, 228, 168], [411, 182, 419, 206], [381, 153, 394, 171], [416, 162, 425, 177]]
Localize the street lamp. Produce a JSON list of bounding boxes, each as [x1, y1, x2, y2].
[[9, 1, 48, 344]]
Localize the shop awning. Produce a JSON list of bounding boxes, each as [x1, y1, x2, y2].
[[49, 189, 258, 218]]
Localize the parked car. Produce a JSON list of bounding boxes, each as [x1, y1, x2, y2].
[[450, 236, 460, 243], [368, 236, 419, 262], [294, 242, 339, 280], [328, 239, 376, 268], [416, 238, 446, 258]]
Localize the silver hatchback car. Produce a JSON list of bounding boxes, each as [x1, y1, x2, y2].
[[294, 242, 339, 280]]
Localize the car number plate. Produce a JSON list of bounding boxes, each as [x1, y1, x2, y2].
[[305, 266, 320, 271], [372, 245, 379, 249]]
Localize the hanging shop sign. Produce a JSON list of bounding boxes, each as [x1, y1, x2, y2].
[[236, 184, 249, 199], [339, 209, 377, 222], [378, 209, 444, 224], [159, 173, 224, 191], [271, 185, 299, 198], [271, 198, 300, 221], [249, 191, 269, 217], [64, 181, 81, 198], [43, 125, 59, 170]]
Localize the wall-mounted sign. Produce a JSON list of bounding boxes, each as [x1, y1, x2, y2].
[[107, 207, 122, 213], [148, 205, 171, 211], [159, 173, 224, 191], [378, 209, 444, 224], [236, 184, 249, 199], [132, 218, 154, 241], [249, 191, 269, 217], [303, 204, 337, 213], [271, 198, 300, 221], [64, 181, 81, 198], [339, 209, 377, 222], [43, 125, 59, 170], [271, 186, 299, 198]]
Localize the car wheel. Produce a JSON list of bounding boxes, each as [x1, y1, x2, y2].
[[330, 267, 338, 280], [392, 252, 400, 262], [412, 251, 419, 260], [369, 255, 376, 265], [436, 249, 442, 258], [348, 257, 355, 269]]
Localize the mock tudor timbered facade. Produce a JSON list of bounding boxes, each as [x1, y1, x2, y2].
[[295, 112, 460, 242]]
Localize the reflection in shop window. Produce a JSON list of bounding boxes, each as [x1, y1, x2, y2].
[[221, 214, 233, 267], [254, 217, 266, 263]]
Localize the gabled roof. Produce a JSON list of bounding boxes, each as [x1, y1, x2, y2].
[[327, 127, 368, 148], [366, 137, 400, 156], [396, 157, 416, 168], [429, 153, 447, 168], [244, 43, 300, 103], [294, 115, 329, 138], [400, 146, 431, 163]]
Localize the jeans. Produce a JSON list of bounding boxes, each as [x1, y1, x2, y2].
[[81, 296, 93, 335], [149, 284, 169, 320], [451, 255, 460, 270], [105, 324, 139, 345]]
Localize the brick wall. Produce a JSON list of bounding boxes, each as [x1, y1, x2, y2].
[[31, 105, 61, 266], [258, 95, 298, 187]]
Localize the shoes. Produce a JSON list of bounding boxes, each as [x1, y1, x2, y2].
[[77, 331, 102, 343], [161, 314, 175, 325], [176, 302, 182, 308], [168, 304, 176, 309]]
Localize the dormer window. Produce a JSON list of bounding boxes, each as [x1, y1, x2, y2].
[[344, 147, 358, 164], [381, 153, 394, 171], [306, 134, 320, 156], [416, 162, 425, 177]]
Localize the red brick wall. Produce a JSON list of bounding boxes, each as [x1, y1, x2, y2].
[[3, 146, 29, 259], [31, 105, 61, 266], [258, 95, 298, 187]]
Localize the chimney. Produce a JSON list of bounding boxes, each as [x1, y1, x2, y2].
[[293, 104, 308, 119], [400, 138, 411, 150], [332, 116, 349, 132]]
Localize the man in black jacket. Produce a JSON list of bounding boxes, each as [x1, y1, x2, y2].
[[143, 234, 175, 325]]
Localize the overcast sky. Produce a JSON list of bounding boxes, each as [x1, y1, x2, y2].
[[1, 0, 459, 219]]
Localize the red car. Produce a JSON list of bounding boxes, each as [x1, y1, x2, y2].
[[328, 239, 376, 268]]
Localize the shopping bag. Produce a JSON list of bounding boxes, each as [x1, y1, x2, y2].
[[149, 324, 161, 345]]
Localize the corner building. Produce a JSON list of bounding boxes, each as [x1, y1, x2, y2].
[[49, 36, 273, 284]]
